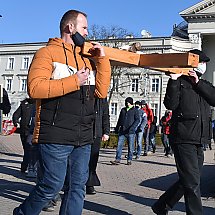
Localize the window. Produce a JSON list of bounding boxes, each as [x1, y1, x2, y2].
[[110, 103, 117, 115], [110, 78, 120, 92], [151, 103, 158, 117], [20, 78, 27, 92], [22, 57, 29, 69], [131, 79, 139, 92], [5, 77, 13, 91], [7, 57, 15, 70], [151, 78, 160, 92]]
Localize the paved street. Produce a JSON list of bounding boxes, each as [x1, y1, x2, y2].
[[0, 133, 215, 215]]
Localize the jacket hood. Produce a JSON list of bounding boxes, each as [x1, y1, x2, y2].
[[47, 38, 81, 52]]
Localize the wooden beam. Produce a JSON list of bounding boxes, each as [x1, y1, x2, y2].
[[149, 67, 194, 76], [82, 42, 140, 67], [139, 53, 199, 68], [82, 42, 199, 68]]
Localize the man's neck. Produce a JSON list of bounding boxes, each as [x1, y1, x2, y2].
[[61, 34, 74, 45]]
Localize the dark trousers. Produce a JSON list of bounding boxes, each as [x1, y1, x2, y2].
[[86, 137, 102, 186], [20, 134, 29, 171], [155, 143, 204, 215], [27, 135, 39, 168]]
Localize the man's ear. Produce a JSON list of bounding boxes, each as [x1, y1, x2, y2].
[[68, 23, 75, 34]]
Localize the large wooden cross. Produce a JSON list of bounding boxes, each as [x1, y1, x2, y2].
[[82, 42, 199, 76]]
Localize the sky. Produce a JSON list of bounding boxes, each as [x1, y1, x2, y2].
[[0, 0, 202, 44]]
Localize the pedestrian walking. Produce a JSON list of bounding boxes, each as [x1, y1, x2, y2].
[[111, 97, 140, 165], [152, 49, 215, 215], [134, 101, 147, 159], [86, 98, 110, 194], [13, 9, 110, 215]]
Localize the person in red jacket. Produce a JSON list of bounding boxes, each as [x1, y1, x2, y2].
[[141, 100, 154, 155], [160, 110, 173, 157]]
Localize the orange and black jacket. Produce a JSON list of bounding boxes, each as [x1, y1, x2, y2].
[[28, 38, 111, 146]]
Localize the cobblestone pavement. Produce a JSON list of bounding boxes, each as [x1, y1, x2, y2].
[[0, 133, 215, 215]]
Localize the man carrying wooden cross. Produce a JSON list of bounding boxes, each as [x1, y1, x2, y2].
[[152, 49, 215, 215]]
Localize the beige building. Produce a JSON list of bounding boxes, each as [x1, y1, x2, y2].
[[0, 0, 214, 130]]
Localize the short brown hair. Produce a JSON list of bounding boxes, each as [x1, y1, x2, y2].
[[60, 10, 87, 35]]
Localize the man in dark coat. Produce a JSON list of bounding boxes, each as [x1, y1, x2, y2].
[[86, 98, 110, 194], [0, 88, 11, 115], [152, 49, 215, 215], [111, 97, 140, 165], [12, 98, 35, 173]]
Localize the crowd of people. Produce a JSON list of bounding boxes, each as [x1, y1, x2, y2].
[[110, 98, 161, 165], [0, 8, 213, 215]]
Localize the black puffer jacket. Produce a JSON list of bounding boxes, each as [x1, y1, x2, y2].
[[164, 77, 215, 145], [0, 88, 11, 114], [12, 99, 35, 136], [115, 106, 140, 135]]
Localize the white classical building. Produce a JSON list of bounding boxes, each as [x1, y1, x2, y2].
[[0, 0, 214, 130]]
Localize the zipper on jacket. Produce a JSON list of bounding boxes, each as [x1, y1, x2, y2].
[[52, 100, 60, 125], [73, 45, 82, 146]]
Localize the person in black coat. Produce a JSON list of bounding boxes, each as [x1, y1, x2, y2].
[[86, 98, 110, 194], [0, 88, 11, 115], [12, 98, 35, 173], [152, 49, 215, 215], [111, 97, 140, 165]]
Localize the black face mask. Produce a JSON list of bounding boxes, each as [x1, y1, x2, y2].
[[71, 32, 85, 47]]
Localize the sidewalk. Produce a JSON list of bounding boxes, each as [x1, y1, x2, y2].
[[0, 133, 215, 215]]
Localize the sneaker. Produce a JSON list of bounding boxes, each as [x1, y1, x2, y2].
[[127, 160, 132, 165], [110, 160, 120, 165], [135, 156, 140, 160], [52, 193, 61, 206], [26, 168, 37, 178], [147, 151, 153, 155], [13, 207, 24, 215], [86, 186, 96, 195], [42, 201, 55, 212], [166, 154, 174, 159], [151, 204, 168, 215]]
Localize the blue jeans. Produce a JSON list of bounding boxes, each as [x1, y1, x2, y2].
[[143, 127, 151, 153], [161, 133, 172, 155], [17, 143, 91, 215], [116, 133, 135, 161], [149, 132, 156, 151], [135, 131, 144, 157]]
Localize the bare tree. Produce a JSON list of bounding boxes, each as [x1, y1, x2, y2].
[[88, 24, 134, 40], [87, 25, 136, 103]]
